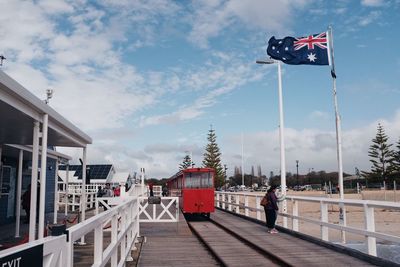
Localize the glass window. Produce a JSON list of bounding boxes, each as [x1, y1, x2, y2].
[[184, 172, 213, 188]]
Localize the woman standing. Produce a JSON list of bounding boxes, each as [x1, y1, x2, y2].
[[264, 185, 279, 234]]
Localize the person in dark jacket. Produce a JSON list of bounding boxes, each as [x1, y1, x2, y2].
[[21, 185, 31, 223], [264, 185, 279, 234], [148, 182, 154, 197]]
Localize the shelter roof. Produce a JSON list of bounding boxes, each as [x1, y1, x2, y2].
[[0, 70, 92, 147]]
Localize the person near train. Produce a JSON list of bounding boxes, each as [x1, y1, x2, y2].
[[162, 184, 168, 197], [148, 182, 154, 197], [264, 185, 279, 234]]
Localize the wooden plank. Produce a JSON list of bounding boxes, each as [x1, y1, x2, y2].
[[211, 210, 376, 267], [138, 210, 219, 266]]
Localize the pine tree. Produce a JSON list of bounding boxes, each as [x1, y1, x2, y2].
[[391, 137, 400, 172], [202, 126, 224, 188], [179, 154, 193, 170], [367, 123, 394, 182]]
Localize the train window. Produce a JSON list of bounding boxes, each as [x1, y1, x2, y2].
[[184, 172, 213, 188]]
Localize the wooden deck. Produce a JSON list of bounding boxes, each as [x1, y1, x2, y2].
[[70, 204, 383, 266], [138, 211, 219, 266], [137, 209, 379, 267], [210, 209, 376, 267]]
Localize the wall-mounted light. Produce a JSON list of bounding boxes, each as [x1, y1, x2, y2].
[[45, 89, 54, 104]]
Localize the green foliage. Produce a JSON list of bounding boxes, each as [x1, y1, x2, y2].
[[366, 123, 394, 181], [202, 127, 224, 188], [391, 137, 400, 173], [179, 154, 193, 170]]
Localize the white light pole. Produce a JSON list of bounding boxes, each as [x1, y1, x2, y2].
[[241, 133, 244, 187], [256, 59, 287, 228]]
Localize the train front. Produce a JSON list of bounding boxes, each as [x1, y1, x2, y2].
[[182, 168, 215, 216]]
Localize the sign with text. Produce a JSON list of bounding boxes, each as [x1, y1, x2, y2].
[[0, 244, 43, 267]]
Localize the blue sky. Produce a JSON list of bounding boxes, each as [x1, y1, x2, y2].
[[1, 0, 400, 178]]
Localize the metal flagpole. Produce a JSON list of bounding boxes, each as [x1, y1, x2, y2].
[[277, 61, 288, 228], [241, 133, 244, 187], [255, 59, 288, 228], [328, 25, 346, 243]]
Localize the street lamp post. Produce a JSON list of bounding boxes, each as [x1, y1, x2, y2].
[[256, 59, 287, 228], [296, 160, 299, 188], [224, 164, 228, 186], [308, 168, 314, 184]]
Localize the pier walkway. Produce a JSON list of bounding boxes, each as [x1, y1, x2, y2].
[[136, 209, 379, 267], [138, 211, 219, 266]]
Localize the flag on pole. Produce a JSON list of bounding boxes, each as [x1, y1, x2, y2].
[[267, 32, 331, 66]]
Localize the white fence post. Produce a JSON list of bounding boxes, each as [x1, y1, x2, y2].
[[121, 208, 127, 263], [255, 196, 261, 220], [292, 199, 299, 231], [235, 195, 240, 214], [222, 194, 226, 210], [111, 215, 118, 267], [94, 224, 103, 264], [364, 204, 377, 256], [216, 193, 220, 208], [228, 194, 232, 211], [72, 194, 75, 211], [244, 195, 249, 217], [320, 201, 329, 241]]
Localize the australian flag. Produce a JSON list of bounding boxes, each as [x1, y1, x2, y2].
[[267, 32, 330, 66]]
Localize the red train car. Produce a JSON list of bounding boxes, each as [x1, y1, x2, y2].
[[168, 167, 215, 216]]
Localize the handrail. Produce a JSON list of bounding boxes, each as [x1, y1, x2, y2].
[[215, 191, 400, 257], [67, 197, 139, 266], [0, 235, 67, 267]]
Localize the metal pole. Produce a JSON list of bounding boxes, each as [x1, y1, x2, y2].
[[241, 133, 244, 187], [333, 76, 346, 242], [80, 147, 87, 244], [38, 114, 48, 239], [328, 26, 346, 243], [53, 160, 59, 224], [65, 164, 69, 216], [15, 149, 23, 237], [29, 121, 40, 242], [296, 160, 299, 188], [277, 61, 287, 228]]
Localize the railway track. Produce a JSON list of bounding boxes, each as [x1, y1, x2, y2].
[[186, 215, 293, 267]]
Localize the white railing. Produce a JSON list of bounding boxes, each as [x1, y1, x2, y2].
[[128, 184, 146, 197], [95, 197, 124, 214], [215, 192, 400, 257], [149, 185, 162, 196], [94, 184, 147, 214], [67, 197, 139, 266], [138, 197, 179, 222], [57, 182, 101, 194], [57, 191, 97, 212], [96, 196, 179, 223], [0, 235, 68, 267]]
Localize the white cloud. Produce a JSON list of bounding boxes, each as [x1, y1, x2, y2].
[[139, 59, 265, 127], [188, 0, 313, 48], [222, 110, 400, 177], [59, 107, 400, 178], [0, 0, 180, 131], [359, 11, 381, 26], [308, 110, 330, 121], [361, 0, 385, 7], [38, 0, 74, 14]]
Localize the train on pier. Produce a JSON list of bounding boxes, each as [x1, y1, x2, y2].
[[168, 167, 215, 216]]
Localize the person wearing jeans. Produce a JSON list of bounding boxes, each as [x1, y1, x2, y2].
[[264, 185, 279, 234]]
